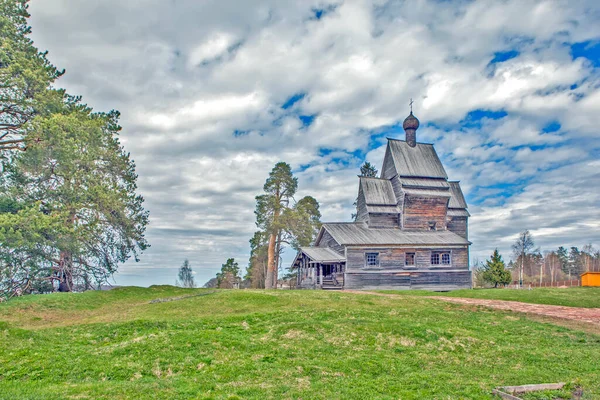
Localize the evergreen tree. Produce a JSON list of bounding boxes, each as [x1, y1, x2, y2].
[[177, 259, 195, 288], [359, 161, 378, 178], [1, 105, 149, 293], [0, 0, 65, 153], [217, 258, 240, 289], [482, 249, 511, 288], [254, 162, 321, 289]]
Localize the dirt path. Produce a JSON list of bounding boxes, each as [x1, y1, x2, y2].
[[342, 290, 600, 328]]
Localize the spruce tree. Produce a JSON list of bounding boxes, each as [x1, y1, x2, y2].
[[482, 249, 511, 288]]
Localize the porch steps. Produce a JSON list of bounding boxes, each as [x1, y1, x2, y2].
[[321, 277, 343, 290]]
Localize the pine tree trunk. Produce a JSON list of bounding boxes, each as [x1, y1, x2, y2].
[[58, 251, 73, 292], [265, 233, 277, 289]]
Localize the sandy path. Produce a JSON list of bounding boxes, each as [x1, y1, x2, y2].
[[342, 290, 600, 328]]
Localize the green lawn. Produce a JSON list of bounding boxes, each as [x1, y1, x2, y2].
[[379, 287, 600, 308], [0, 286, 599, 399]]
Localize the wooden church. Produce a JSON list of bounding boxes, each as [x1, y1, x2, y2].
[[292, 110, 471, 290]]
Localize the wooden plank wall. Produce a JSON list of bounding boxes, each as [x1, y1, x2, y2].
[[345, 271, 471, 290], [346, 247, 469, 272], [317, 230, 345, 255], [447, 216, 468, 239], [355, 184, 368, 222], [368, 213, 400, 228], [380, 144, 397, 180], [403, 195, 448, 230]]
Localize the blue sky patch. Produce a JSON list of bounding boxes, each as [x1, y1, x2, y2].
[[299, 114, 316, 127], [282, 93, 305, 109], [461, 109, 508, 128], [571, 40, 600, 67], [541, 121, 561, 133], [490, 50, 519, 64]]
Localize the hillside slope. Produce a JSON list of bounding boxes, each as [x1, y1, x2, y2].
[[1, 287, 599, 399]]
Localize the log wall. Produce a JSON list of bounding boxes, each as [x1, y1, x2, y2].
[[403, 195, 448, 230], [447, 216, 468, 239]]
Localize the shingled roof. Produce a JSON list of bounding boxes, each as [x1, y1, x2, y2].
[[360, 177, 396, 205], [448, 181, 468, 209], [300, 247, 345, 263], [388, 139, 448, 179], [321, 223, 470, 246]]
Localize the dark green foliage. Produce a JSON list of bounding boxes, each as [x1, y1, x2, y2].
[[177, 260, 195, 288], [0, 0, 65, 152], [482, 249, 511, 288], [0, 2, 149, 297], [253, 162, 321, 288], [359, 161, 378, 177], [216, 258, 240, 288]]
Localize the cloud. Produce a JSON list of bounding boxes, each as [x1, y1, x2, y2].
[[28, 0, 600, 286]]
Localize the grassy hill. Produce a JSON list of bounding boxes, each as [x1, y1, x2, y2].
[[1, 287, 599, 399]]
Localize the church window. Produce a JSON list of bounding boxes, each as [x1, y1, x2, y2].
[[432, 252, 451, 265], [365, 252, 379, 267], [441, 253, 451, 265], [405, 253, 415, 266]]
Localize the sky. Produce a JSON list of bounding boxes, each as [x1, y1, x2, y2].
[[28, 0, 600, 287]]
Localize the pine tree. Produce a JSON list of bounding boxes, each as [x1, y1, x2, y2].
[[254, 162, 321, 288], [217, 258, 240, 289], [0, 0, 65, 153], [482, 249, 511, 288]]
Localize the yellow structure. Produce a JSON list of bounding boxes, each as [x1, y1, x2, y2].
[[581, 272, 600, 287]]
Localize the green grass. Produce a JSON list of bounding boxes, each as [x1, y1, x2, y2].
[[0, 286, 599, 399], [379, 287, 600, 308]]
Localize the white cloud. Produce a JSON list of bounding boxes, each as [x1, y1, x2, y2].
[[28, 0, 600, 286]]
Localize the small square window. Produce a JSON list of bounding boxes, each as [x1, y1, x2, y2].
[[428, 221, 437, 231], [431, 253, 440, 265], [365, 252, 379, 267], [441, 253, 451, 265], [405, 253, 415, 266]]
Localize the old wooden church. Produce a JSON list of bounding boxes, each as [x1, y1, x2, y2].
[[292, 110, 471, 290]]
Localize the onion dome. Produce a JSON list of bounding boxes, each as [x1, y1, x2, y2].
[[403, 111, 420, 132]]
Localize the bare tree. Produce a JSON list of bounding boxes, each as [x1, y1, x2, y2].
[[512, 230, 535, 288], [177, 259, 196, 288]]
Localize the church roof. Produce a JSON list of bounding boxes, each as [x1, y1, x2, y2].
[[360, 177, 396, 205], [448, 181, 468, 209], [300, 247, 345, 263], [387, 139, 448, 179], [321, 223, 470, 246], [399, 177, 450, 188]]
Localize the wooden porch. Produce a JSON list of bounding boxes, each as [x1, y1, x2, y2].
[[292, 248, 346, 290]]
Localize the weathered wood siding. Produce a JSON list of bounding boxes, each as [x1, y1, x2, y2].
[[345, 271, 471, 290], [355, 184, 368, 222], [346, 246, 469, 271], [390, 175, 404, 212], [317, 230, 345, 255], [447, 216, 468, 239], [403, 195, 448, 230], [380, 144, 397, 180], [367, 213, 400, 228]]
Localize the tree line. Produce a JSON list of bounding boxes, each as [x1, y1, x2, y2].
[[475, 230, 600, 288], [0, 1, 148, 300]]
